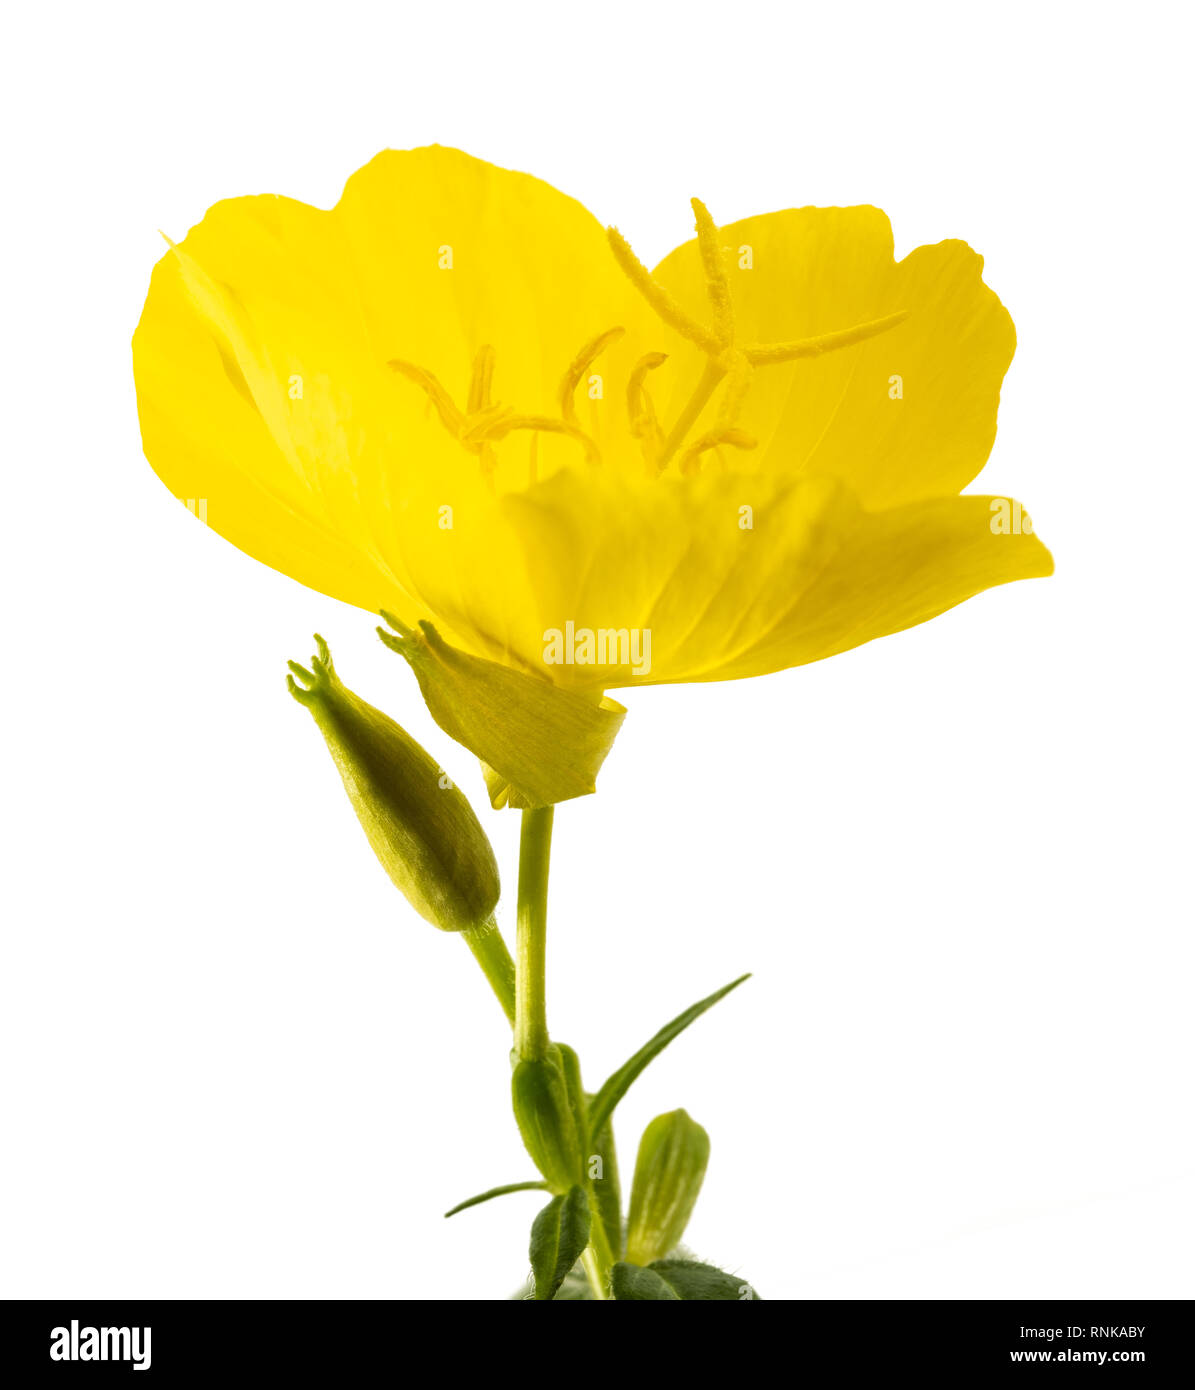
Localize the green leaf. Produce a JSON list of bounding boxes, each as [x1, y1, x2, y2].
[[650, 1258, 761, 1300], [610, 1262, 680, 1300], [587, 1102, 624, 1263], [443, 1180, 548, 1218], [612, 1258, 761, 1301], [587, 974, 751, 1138], [529, 1185, 591, 1301]]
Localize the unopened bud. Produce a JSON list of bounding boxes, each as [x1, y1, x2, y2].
[[626, 1109, 710, 1266], [511, 1044, 585, 1193], [288, 636, 500, 932]]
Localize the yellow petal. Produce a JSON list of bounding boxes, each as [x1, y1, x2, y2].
[[132, 147, 654, 626], [696, 490, 1054, 682], [335, 147, 651, 444], [386, 467, 1051, 688], [651, 207, 1016, 506], [134, 154, 1049, 695], [134, 199, 434, 621]]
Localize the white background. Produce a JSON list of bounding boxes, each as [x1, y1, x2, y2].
[[2, 1, 1191, 1301]]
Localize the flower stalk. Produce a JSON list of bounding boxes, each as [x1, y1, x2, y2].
[[462, 919, 516, 1027], [514, 806, 554, 1060]]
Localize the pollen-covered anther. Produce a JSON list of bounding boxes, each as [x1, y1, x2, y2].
[[677, 427, 757, 477], [458, 403, 515, 448], [477, 413, 601, 467], [387, 359, 464, 436], [390, 339, 608, 476], [559, 326, 624, 426]]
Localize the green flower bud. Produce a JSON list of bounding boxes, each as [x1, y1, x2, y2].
[[288, 636, 500, 932], [511, 1044, 585, 1193], [377, 615, 625, 810], [625, 1109, 710, 1266]]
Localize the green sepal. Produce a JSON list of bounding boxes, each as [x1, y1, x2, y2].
[[611, 1258, 761, 1301], [529, 1185, 591, 1301], [556, 1043, 589, 1156], [443, 1180, 548, 1218], [287, 635, 500, 932], [512, 1045, 584, 1193], [625, 1109, 710, 1266], [378, 615, 625, 809], [588, 974, 750, 1138]]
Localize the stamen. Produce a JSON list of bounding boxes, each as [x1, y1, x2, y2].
[[458, 403, 514, 447], [606, 226, 723, 355], [480, 414, 601, 467], [467, 344, 496, 415], [627, 351, 668, 470], [559, 327, 624, 425], [627, 351, 669, 422], [677, 427, 756, 477], [479, 442, 498, 491], [691, 198, 734, 346], [744, 310, 909, 365], [388, 359, 464, 436]]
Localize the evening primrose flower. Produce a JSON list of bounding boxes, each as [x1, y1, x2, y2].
[[133, 145, 1051, 696]]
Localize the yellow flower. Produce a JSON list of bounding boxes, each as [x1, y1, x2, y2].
[[133, 146, 1051, 692]]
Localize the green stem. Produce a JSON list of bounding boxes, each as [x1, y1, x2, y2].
[[584, 1209, 614, 1299], [580, 1246, 609, 1301], [514, 806, 554, 1060], [461, 917, 516, 1027]]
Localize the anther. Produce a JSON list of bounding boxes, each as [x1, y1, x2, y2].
[[677, 427, 756, 477], [388, 360, 464, 436], [480, 414, 601, 468], [559, 327, 624, 425], [627, 351, 669, 474]]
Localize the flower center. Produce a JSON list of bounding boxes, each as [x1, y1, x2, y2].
[[388, 199, 909, 486]]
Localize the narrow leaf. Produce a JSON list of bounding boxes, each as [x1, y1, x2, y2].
[[588, 1101, 624, 1263], [529, 1185, 591, 1301], [588, 974, 750, 1138], [444, 1180, 548, 1218]]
